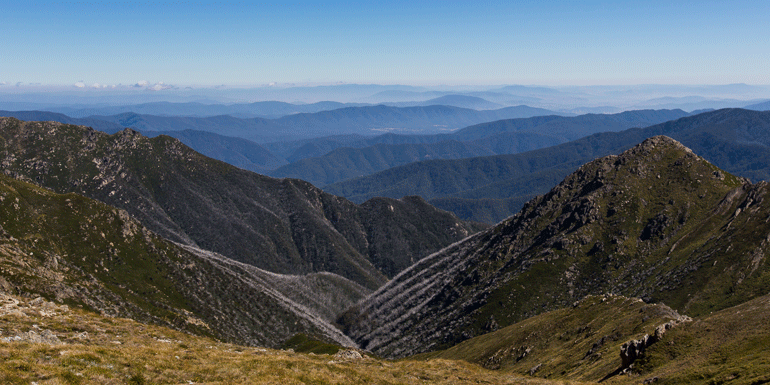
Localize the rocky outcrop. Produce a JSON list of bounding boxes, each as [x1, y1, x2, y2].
[[619, 315, 692, 370], [2, 329, 62, 345]]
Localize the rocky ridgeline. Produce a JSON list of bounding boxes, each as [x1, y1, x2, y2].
[[341, 136, 770, 358]]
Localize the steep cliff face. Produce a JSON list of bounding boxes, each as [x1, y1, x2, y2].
[[0, 172, 363, 347], [340, 136, 770, 358], [0, 117, 485, 289]]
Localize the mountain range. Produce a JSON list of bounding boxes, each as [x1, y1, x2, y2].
[[1, 103, 566, 151], [0, 117, 485, 290], [326, 108, 770, 222], [42, 100, 371, 119], [269, 109, 691, 186], [87, 104, 568, 142], [2, 113, 770, 383]]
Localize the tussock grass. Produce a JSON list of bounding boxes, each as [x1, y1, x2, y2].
[[0, 292, 588, 385]]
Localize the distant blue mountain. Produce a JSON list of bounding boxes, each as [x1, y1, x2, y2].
[[323, 109, 770, 223], [48, 101, 372, 119], [384, 95, 504, 110], [0, 110, 124, 132], [269, 109, 691, 186], [85, 104, 567, 143], [745, 100, 770, 111]]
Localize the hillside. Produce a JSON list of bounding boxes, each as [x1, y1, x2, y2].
[[140, 129, 288, 172], [6, 287, 764, 384], [419, 295, 687, 381], [450, 109, 690, 142], [269, 140, 495, 186], [339, 136, 770, 358], [0, 291, 568, 385], [0, 172, 361, 347], [326, 109, 770, 222], [746, 100, 770, 111], [0, 117, 485, 289], [420, 293, 770, 384]]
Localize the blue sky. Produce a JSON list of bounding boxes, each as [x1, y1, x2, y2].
[[2, 0, 769, 86]]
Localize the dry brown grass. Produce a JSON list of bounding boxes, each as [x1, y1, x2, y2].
[[0, 293, 589, 385]]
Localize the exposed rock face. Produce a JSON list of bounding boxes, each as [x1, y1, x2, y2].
[[619, 314, 691, 370], [333, 349, 364, 361], [0, 117, 485, 289], [2, 329, 62, 345], [340, 136, 770, 358]]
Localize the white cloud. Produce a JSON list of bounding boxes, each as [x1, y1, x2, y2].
[[0, 81, 7, 86], [134, 80, 149, 87], [91, 83, 102, 89], [149, 82, 174, 91], [74, 81, 86, 88]]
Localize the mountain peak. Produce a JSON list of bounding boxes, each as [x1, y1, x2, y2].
[[632, 135, 690, 152], [341, 136, 763, 358]]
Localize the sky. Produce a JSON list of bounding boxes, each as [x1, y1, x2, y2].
[[1, 0, 769, 87]]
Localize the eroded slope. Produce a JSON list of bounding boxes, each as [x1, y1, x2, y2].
[[341, 136, 770, 358]]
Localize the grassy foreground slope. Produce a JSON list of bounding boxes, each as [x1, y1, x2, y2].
[[3, 288, 766, 384], [420, 294, 770, 384], [0, 292, 581, 385]]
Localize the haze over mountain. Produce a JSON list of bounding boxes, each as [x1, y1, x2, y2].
[[1, 104, 568, 144], [630, 96, 766, 112], [326, 109, 770, 222], [0, 110, 125, 132], [139, 129, 289, 173], [383, 95, 504, 109], [5, 83, 766, 115], [270, 109, 691, 186], [340, 137, 770, 359], [5, 0, 770, 381], [45, 101, 372, 119], [746, 100, 770, 111]]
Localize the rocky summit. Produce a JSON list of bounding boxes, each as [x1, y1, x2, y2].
[[340, 136, 770, 358]]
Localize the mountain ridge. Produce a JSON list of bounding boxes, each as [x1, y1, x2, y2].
[[271, 109, 691, 186], [0, 117, 485, 289], [325, 108, 770, 222], [340, 136, 770, 358]]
